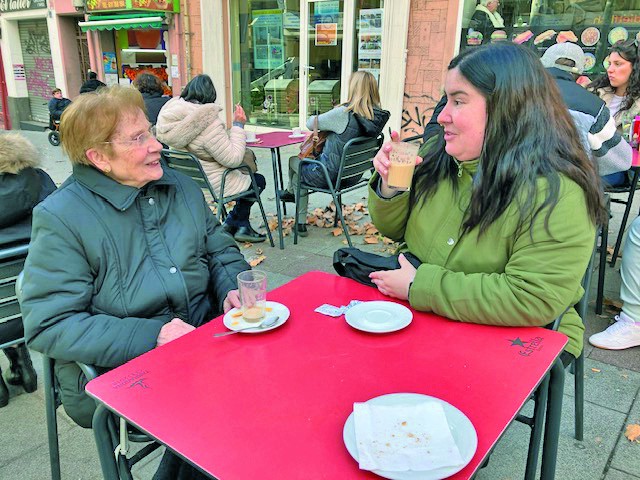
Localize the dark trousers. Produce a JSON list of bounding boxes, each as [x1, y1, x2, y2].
[[227, 173, 266, 225]]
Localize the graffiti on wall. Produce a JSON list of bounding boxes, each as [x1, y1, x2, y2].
[[401, 92, 438, 137], [25, 57, 54, 99]]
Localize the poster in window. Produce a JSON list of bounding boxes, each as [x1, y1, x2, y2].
[[359, 8, 383, 33], [252, 10, 285, 69], [316, 23, 338, 46], [358, 9, 383, 79], [103, 52, 117, 74]]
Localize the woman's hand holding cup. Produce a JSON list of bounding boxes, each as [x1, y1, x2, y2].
[[374, 131, 422, 198]]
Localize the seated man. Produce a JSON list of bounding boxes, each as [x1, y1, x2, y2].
[[589, 217, 640, 350], [47, 88, 71, 124]]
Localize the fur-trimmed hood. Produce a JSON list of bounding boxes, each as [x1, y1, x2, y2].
[[0, 133, 40, 174]]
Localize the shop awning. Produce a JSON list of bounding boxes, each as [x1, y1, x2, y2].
[[79, 15, 164, 32]]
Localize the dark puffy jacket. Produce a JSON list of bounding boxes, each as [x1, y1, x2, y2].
[[79, 78, 106, 94], [48, 97, 72, 121], [22, 163, 249, 368], [301, 106, 390, 188], [142, 91, 171, 125]]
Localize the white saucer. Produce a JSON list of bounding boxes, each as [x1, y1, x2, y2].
[[288, 133, 307, 139], [246, 138, 261, 143], [222, 301, 290, 333], [343, 393, 478, 480], [345, 301, 412, 333]]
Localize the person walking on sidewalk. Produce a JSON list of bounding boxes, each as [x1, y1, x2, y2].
[[589, 217, 640, 349], [0, 133, 56, 407]]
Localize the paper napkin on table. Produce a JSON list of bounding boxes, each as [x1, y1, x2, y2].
[[353, 401, 465, 472]]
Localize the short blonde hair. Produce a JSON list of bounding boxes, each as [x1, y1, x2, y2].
[[60, 86, 145, 165], [345, 71, 381, 120]]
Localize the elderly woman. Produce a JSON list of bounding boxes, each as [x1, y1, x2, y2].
[[20, 87, 249, 477], [468, 0, 505, 44], [156, 74, 267, 243], [369, 44, 606, 366]]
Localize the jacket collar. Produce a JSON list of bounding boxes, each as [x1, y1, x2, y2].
[[72, 163, 176, 211], [547, 67, 574, 82]]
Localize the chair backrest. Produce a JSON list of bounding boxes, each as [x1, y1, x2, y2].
[[336, 135, 383, 190], [161, 149, 218, 201], [0, 244, 29, 349]]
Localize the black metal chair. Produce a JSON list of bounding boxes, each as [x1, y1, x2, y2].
[[161, 149, 274, 247], [14, 272, 161, 480], [517, 239, 596, 480], [606, 167, 640, 267], [294, 135, 383, 247]]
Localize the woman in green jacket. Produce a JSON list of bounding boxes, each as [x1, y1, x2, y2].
[[369, 43, 606, 364]]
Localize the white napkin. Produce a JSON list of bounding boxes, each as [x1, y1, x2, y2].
[[353, 401, 465, 472]]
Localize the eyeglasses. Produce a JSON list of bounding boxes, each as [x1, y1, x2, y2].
[[103, 127, 156, 148]]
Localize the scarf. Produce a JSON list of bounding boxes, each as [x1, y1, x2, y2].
[[475, 5, 505, 28]]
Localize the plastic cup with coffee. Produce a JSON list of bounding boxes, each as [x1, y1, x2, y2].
[[387, 142, 420, 191], [237, 270, 267, 323]]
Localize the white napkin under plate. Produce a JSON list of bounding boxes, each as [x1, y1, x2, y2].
[[353, 401, 465, 472]]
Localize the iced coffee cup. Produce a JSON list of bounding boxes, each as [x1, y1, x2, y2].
[[387, 142, 420, 191], [237, 270, 267, 323]]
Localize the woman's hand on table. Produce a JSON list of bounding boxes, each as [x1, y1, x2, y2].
[[369, 254, 417, 301], [233, 104, 247, 125], [156, 318, 196, 347], [223, 289, 241, 313], [373, 131, 422, 198]]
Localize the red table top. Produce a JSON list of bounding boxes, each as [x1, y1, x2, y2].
[[248, 130, 308, 149], [86, 271, 567, 480], [632, 147, 640, 168]]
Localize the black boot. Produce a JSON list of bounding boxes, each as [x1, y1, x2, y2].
[[0, 368, 8, 408], [4, 345, 37, 393]]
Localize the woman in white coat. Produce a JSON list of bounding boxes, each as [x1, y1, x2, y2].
[[156, 75, 266, 243]]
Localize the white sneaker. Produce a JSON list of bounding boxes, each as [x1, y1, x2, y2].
[[589, 314, 640, 350]]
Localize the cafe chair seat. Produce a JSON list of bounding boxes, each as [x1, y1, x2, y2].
[[294, 135, 383, 247]]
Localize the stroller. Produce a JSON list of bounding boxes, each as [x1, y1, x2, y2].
[[48, 115, 61, 147]]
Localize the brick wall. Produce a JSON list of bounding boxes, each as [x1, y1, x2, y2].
[[402, 0, 459, 139], [184, 0, 203, 79]]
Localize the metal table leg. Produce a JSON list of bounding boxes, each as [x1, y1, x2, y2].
[[276, 147, 287, 216], [540, 357, 565, 480], [610, 167, 640, 266], [270, 148, 285, 249], [92, 404, 120, 480]]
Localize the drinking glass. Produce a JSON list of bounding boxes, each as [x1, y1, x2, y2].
[[237, 270, 267, 323]]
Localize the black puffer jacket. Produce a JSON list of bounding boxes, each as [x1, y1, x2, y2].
[[0, 133, 56, 247], [301, 106, 390, 188], [142, 91, 171, 125]]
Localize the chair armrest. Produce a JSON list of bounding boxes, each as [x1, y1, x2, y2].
[[77, 362, 99, 381]]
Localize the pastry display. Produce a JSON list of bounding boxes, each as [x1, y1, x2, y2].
[[512, 30, 533, 44], [534, 29, 557, 45], [467, 30, 484, 45], [491, 30, 508, 42], [608, 27, 629, 45], [581, 27, 600, 47], [556, 30, 578, 43], [584, 53, 596, 71]]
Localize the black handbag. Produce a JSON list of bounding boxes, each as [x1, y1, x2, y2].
[[332, 247, 421, 287]]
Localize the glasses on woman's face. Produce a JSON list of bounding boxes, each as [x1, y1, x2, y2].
[[104, 126, 155, 148]]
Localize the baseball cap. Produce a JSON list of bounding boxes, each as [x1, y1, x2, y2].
[[540, 42, 586, 74]]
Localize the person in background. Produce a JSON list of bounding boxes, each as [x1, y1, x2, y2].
[[589, 217, 640, 350], [156, 74, 268, 243], [369, 43, 606, 366], [20, 86, 248, 478], [79, 71, 106, 94], [540, 42, 632, 177], [47, 88, 71, 122], [133, 72, 171, 126], [468, 0, 505, 44], [0, 133, 56, 408], [588, 40, 640, 186], [279, 71, 389, 236]]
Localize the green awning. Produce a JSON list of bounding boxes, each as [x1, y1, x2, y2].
[[79, 13, 165, 32]]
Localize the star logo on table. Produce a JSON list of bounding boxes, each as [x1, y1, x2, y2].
[[129, 378, 150, 390], [509, 336, 545, 357]]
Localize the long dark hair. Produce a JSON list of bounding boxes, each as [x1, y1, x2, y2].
[[588, 40, 640, 115], [411, 43, 606, 237], [180, 74, 217, 104]]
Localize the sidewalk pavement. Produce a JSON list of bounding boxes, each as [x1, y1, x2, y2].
[[0, 130, 638, 479]]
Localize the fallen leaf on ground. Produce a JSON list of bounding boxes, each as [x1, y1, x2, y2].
[[364, 235, 379, 244], [591, 368, 601, 373], [625, 424, 640, 442], [331, 228, 343, 236], [242, 242, 253, 248], [249, 255, 266, 267]]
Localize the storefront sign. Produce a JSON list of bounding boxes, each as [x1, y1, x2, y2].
[[87, 0, 175, 12], [103, 52, 117, 74], [316, 1, 339, 15], [12, 64, 25, 81], [252, 9, 285, 70], [0, 0, 46, 13], [316, 23, 338, 46]]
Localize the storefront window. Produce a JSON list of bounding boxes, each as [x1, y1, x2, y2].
[[460, 0, 640, 75], [230, 0, 300, 128], [353, 1, 384, 82]]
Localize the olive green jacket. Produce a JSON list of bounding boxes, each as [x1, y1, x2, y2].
[[368, 160, 595, 357]]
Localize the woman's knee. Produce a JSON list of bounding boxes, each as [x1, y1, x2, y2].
[[254, 173, 266, 191]]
